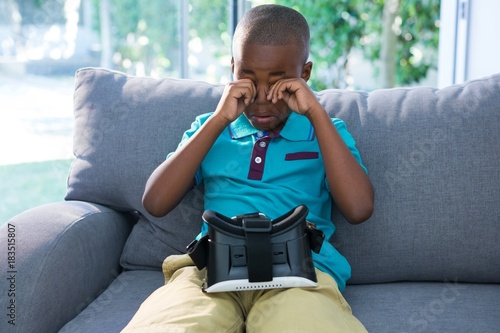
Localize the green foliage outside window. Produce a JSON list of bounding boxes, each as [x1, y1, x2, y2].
[[13, 0, 441, 88], [93, 0, 181, 77], [279, 0, 441, 89]]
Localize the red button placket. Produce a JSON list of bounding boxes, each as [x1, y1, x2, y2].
[[248, 136, 272, 180]]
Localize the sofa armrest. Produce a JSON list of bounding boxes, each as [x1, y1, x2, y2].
[[0, 201, 135, 333]]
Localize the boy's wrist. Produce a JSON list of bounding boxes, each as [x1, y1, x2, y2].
[[304, 103, 328, 123], [210, 111, 234, 130]]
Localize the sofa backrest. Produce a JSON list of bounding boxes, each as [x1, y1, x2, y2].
[[66, 68, 500, 284]]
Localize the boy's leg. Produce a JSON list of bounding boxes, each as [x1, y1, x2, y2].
[[245, 269, 368, 333], [121, 254, 245, 333]]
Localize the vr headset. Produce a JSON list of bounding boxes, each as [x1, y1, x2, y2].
[[187, 205, 324, 293]]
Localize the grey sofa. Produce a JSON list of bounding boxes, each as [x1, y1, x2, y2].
[[1, 67, 499, 333]]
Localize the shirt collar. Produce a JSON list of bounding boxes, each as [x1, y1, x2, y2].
[[228, 112, 315, 141]]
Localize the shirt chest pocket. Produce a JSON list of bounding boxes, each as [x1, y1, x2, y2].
[[285, 152, 319, 161]]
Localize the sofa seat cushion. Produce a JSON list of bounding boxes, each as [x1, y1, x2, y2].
[[59, 271, 500, 333], [344, 282, 500, 333], [58, 270, 164, 333]]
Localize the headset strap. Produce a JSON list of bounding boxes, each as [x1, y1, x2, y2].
[[242, 216, 273, 282], [186, 235, 209, 270]]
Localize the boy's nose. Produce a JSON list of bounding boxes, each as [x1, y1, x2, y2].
[[254, 85, 269, 104]]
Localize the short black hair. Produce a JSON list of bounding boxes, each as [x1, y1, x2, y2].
[[233, 4, 310, 60]]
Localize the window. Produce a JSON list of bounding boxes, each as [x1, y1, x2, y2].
[[92, 0, 253, 82]]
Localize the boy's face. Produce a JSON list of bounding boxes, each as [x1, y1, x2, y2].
[[232, 43, 312, 133]]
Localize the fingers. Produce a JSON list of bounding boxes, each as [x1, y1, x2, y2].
[[267, 80, 285, 104], [267, 78, 319, 115], [216, 79, 257, 122], [228, 79, 257, 105], [267, 78, 302, 104]]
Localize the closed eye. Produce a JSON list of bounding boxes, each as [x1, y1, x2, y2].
[[269, 71, 286, 77]]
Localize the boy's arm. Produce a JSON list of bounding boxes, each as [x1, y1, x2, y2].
[[142, 79, 256, 217], [307, 106, 374, 224], [142, 115, 227, 217], [268, 79, 374, 224]]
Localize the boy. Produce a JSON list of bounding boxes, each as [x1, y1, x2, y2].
[[123, 4, 373, 332]]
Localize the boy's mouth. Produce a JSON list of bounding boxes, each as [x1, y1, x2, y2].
[[252, 115, 274, 123]]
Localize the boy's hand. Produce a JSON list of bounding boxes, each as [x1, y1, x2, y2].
[[267, 78, 321, 117], [214, 79, 256, 124]]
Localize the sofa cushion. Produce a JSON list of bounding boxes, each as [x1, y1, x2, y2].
[[58, 272, 500, 333], [67, 68, 215, 268], [58, 270, 164, 333], [343, 282, 500, 333], [119, 189, 204, 270], [329, 75, 500, 284], [67, 68, 500, 283]]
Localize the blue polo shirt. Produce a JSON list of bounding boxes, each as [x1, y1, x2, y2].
[[171, 111, 367, 291]]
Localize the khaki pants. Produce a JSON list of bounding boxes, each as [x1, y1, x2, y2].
[[122, 254, 368, 333]]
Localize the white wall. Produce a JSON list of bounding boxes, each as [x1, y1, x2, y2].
[[466, 0, 500, 80], [438, 0, 500, 87]]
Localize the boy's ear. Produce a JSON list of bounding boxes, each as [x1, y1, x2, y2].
[[301, 61, 313, 82], [231, 57, 235, 74]]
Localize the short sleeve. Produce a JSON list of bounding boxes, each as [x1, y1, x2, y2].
[[324, 118, 368, 192], [332, 118, 368, 174]]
